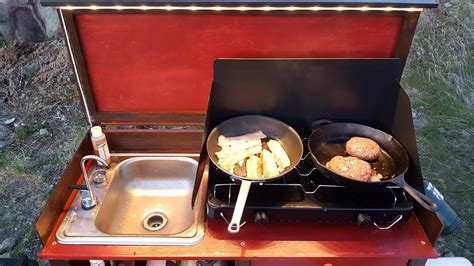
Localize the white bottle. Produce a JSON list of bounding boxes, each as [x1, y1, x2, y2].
[[90, 126, 111, 164]]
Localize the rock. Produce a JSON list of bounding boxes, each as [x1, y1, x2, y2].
[[23, 62, 40, 76], [461, 129, 471, 138], [10, 5, 45, 42], [443, 251, 455, 257], [39, 128, 49, 136], [0, 124, 14, 148], [0, 139, 12, 149], [0, 0, 59, 43], [36, 2, 60, 38], [0, 237, 15, 253], [0, 125, 11, 139], [41, 164, 55, 173], [444, 2, 452, 7], [4, 118, 15, 125]]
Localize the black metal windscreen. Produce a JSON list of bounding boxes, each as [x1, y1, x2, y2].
[[193, 59, 441, 232]]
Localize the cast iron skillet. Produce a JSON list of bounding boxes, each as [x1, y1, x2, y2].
[[308, 120, 439, 212], [207, 115, 303, 233]]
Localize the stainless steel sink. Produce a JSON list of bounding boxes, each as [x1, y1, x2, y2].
[[96, 157, 195, 235], [56, 154, 205, 245]]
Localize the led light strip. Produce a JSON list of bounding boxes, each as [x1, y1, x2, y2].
[[60, 5, 422, 12], [59, 9, 93, 126]]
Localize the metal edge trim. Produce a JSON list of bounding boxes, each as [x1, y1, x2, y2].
[[59, 9, 93, 126]]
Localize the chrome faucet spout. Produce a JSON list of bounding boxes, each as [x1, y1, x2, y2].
[[79, 155, 110, 210]]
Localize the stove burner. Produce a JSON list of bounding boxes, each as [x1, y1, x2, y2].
[[207, 144, 413, 227]]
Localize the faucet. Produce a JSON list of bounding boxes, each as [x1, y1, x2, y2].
[[78, 155, 111, 210]]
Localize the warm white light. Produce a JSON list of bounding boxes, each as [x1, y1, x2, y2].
[[59, 5, 423, 12]]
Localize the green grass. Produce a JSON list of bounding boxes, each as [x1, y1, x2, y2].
[[15, 124, 48, 141], [402, 0, 473, 259], [0, 41, 6, 51]]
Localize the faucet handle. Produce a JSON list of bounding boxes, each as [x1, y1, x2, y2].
[[69, 183, 97, 210]]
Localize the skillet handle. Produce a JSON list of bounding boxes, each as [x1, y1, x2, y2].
[[311, 119, 337, 131], [228, 180, 252, 234], [392, 178, 439, 212]]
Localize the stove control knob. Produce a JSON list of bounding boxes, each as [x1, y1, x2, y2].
[[357, 213, 372, 228], [255, 212, 269, 227]]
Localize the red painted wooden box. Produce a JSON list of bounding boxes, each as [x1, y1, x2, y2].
[[36, 1, 442, 265]]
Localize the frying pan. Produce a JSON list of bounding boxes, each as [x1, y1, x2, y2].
[[207, 115, 303, 233], [308, 120, 439, 212]]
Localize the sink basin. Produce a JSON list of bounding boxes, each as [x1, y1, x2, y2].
[[96, 157, 195, 235], [56, 155, 205, 245]]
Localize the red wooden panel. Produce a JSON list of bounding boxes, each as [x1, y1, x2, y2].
[[39, 215, 437, 260], [250, 258, 409, 266], [75, 14, 403, 113]]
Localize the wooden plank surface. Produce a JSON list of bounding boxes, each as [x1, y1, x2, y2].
[[39, 190, 438, 260]]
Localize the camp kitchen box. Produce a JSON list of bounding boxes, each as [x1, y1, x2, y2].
[[36, 0, 445, 265]]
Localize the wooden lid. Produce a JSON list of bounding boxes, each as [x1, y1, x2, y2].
[[60, 9, 420, 125]]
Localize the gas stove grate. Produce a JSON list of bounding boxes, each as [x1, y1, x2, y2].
[[207, 149, 414, 225]]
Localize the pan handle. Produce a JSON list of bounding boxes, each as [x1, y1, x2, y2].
[[311, 119, 336, 130], [228, 180, 252, 234], [391, 178, 439, 212]]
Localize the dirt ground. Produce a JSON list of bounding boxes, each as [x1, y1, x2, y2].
[[0, 1, 472, 262]]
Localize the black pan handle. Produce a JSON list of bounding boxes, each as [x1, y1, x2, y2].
[[391, 178, 439, 212], [311, 119, 337, 131]]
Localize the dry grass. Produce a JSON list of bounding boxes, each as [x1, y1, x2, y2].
[[402, 0, 473, 259], [0, 40, 87, 257]]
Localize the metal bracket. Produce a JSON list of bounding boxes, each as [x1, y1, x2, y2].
[[220, 212, 246, 228], [373, 215, 403, 230]]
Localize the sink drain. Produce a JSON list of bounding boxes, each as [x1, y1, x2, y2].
[[143, 212, 168, 231]]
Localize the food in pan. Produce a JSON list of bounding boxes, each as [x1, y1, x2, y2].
[[326, 156, 372, 181], [218, 145, 262, 172], [345, 136, 381, 161], [215, 139, 262, 159], [267, 139, 291, 171], [218, 130, 267, 148], [246, 155, 262, 178], [370, 172, 383, 182], [215, 130, 290, 178], [261, 149, 280, 177]]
